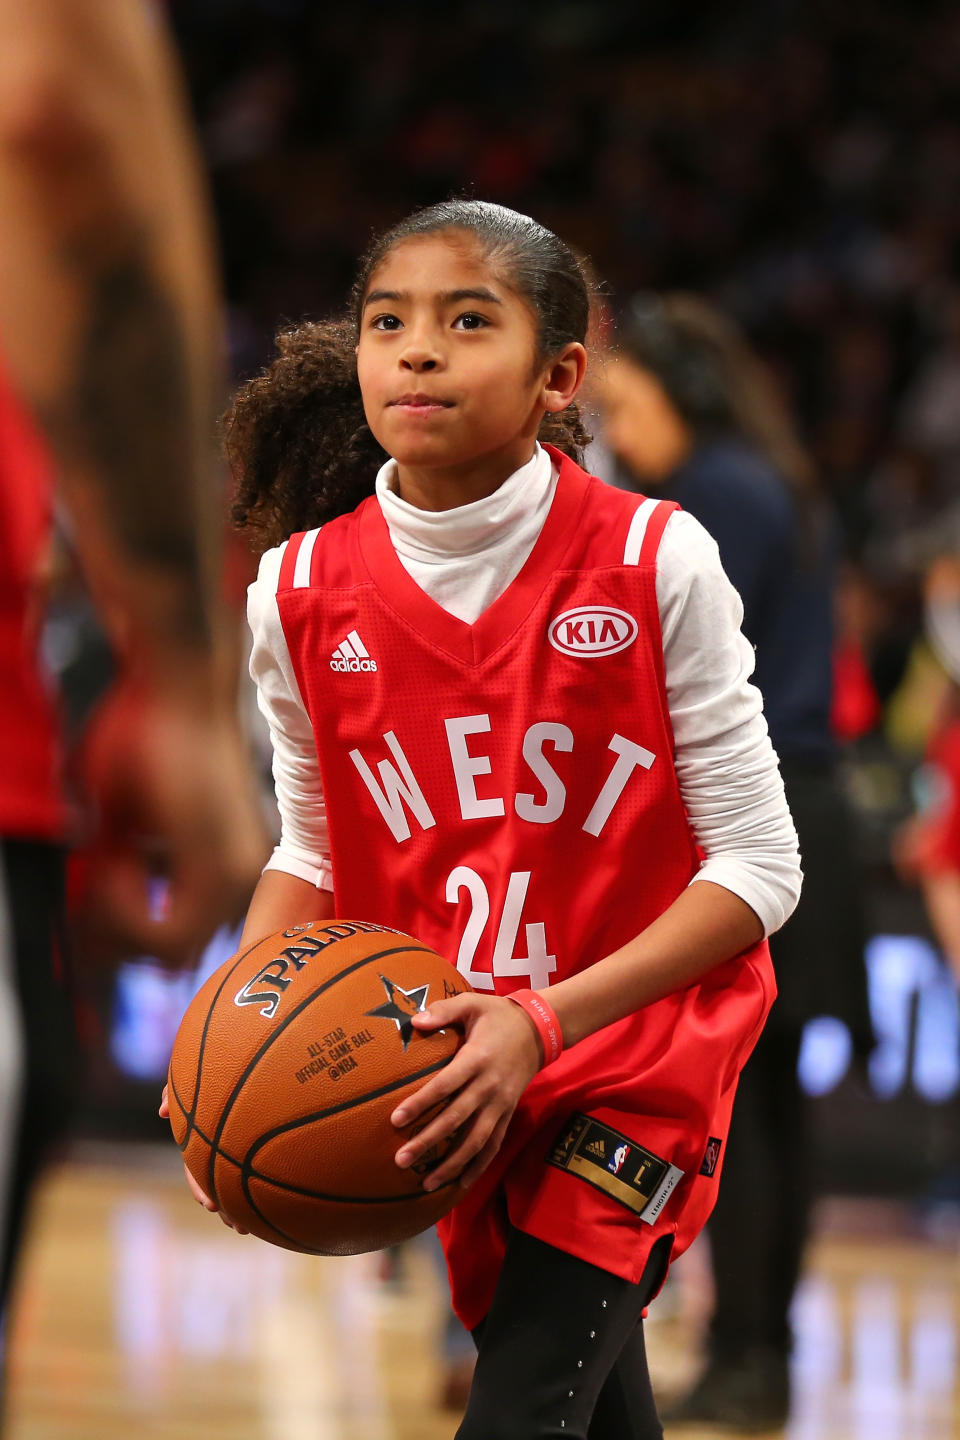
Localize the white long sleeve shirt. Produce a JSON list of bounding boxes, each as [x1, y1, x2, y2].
[[247, 444, 802, 937]]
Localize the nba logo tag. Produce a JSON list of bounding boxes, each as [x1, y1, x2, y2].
[[608, 1143, 630, 1176], [700, 1137, 722, 1177]]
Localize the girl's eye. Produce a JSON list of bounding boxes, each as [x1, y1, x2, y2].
[[370, 314, 402, 331], [452, 312, 490, 331]]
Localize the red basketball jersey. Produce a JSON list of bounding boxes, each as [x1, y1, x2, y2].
[[0, 361, 64, 840], [273, 447, 774, 1328]]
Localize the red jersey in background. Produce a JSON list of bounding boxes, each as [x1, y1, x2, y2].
[[0, 366, 64, 840], [908, 717, 960, 876]]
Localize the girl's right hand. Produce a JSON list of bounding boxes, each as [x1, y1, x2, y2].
[[158, 1084, 249, 1233]]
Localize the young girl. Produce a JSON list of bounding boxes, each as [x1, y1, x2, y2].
[[183, 201, 801, 1439]]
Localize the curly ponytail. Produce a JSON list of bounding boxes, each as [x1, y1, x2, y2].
[[228, 201, 594, 553], [226, 319, 384, 554]]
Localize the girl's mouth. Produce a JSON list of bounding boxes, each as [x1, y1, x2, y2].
[[390, 393, 454, 413]]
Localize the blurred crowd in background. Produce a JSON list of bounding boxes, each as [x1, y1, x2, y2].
[[175, 0, 960, 567]]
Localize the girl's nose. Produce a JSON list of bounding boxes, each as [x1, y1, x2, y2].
[[401, 353, 438, 371], [399, 332, 443, 372]]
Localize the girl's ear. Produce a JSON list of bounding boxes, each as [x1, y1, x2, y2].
[[542, 342, 588, 414]]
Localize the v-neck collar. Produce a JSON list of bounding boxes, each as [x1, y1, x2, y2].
[[358, 446, 593, 665]]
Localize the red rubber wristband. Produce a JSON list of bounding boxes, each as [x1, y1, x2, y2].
[[506, 989, 564, 1067]]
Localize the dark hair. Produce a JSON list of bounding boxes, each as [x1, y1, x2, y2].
[[618, 293, 818, 505], [229, 200, 593, 552]]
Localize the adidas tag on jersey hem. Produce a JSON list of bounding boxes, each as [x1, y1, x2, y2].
[[548, 1113, 684, 1223]]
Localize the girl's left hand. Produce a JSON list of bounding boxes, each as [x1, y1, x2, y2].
[[391, 992, 543, 1193]]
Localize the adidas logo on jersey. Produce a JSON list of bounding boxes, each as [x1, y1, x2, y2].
[[330, 630, 378, 672], [585, 1139, 608, 1160]]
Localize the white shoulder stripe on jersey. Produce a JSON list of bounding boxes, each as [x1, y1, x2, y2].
[[292, 526, 322, 588], [623, 497, 660, 566]]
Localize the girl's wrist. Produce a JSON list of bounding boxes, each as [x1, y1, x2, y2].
[[505, 989, 564, 1067]]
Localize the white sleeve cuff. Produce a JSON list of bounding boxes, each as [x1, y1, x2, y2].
[[689, 855, 803, 939], [262, 846, 335, 892]]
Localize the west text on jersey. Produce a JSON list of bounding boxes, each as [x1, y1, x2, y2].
[[347, 714, 657, 843]]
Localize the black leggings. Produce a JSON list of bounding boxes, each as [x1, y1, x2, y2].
[[455, 1229, 672, 1440], [0, 842, 76, 1318], [707, 1019, 808, 1359]]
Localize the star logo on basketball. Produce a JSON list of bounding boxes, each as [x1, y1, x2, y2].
[[365, 974, 429, 1051]]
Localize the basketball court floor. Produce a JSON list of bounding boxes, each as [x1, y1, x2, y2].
[[5, 1143, 960, 1439]]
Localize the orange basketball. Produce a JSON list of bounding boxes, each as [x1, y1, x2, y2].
[[166, 919, 472, 1254]]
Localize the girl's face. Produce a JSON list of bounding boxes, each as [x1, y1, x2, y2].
[[599, 355, 692, 484], [356, 232, 584, 506]]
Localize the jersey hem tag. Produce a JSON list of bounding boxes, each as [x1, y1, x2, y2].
[[699, 1136, 723, 1177], [547, 1112, 684, 1223]]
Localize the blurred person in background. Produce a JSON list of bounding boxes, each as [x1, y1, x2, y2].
[[0, 0, 265, 1386], [895, 551, 960, 982], [598, 293, 873, 1432]]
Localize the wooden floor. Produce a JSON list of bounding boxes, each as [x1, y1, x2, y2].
[[4, 1146, 960, 1439]]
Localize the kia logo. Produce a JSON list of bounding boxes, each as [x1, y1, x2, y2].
[[548, 607, 639, 657]]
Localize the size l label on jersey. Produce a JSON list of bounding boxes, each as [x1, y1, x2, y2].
[[548, 1113, 684, 1224]]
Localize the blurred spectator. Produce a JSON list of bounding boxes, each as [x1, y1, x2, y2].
[[0, 0, 265, 1390], [597, 293, 873, 1431], [896, 553, 960, 982]]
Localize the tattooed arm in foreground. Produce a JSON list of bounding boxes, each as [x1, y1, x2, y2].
[[0, 0, 267, 961]]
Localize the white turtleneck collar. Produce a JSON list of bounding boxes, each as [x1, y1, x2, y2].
[[374, 444, 558, 624]]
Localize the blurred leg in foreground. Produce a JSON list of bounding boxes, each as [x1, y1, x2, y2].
[[0, 0, 266, 1397]]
